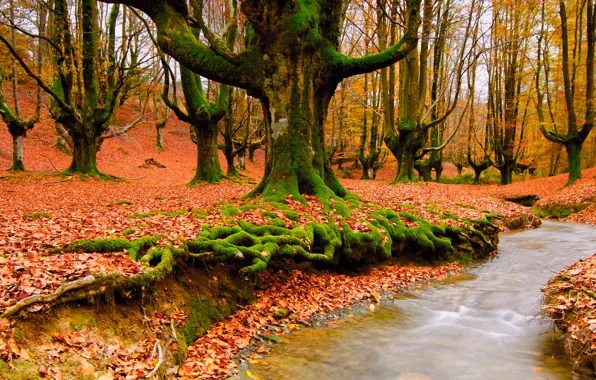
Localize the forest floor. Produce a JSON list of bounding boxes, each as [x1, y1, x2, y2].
[[0, 106, 596, 378]]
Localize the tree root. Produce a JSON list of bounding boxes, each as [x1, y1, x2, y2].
[[2, 275, 97, 318], [2, 247, 175, 318], [3, 197, 501, 318]]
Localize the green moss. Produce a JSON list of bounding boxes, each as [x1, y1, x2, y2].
[[191, 209, 207, 218], [443, 211, 459, 220], [239, 205, 260, 212], [285, 209, 300, 221], [221, 204, 240, 217], [14, 328, 23, 344], [23, 212, 51, 220], [261, 210, 278, 219], [260, 333, 283, 343], [269, 218, 287, 228], [0, 359, 43, 380], [504, 194, 539, 207], [180, 299, 229, 345], [128, 236, 160, 260], [129, 210, 186, 219], [121, 229, 135, 236], [273, 308, 289, 319], [532, 203, 590, 219], [62, 238, 132, 253], [70, 311, 97, 331]]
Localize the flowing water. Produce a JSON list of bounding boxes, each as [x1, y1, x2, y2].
[[245, 222, 596, 380]]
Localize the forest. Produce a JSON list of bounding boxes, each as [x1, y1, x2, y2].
[[1, 0, 596, 378]]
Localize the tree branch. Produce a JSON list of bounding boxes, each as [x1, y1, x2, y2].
[[332, 0, 421, 79], [0, 34, 72, 112]]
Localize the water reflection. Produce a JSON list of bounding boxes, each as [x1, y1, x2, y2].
[[246, 222, 596, 379]]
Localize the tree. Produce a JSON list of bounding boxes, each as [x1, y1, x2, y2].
[[100, 0, 422, 206], [154, 2, 235, 184], [536, 0, 596, 185], [0, 0, 150, 176], [485, 0, 537, 185], [0, 0, 42, 171], [384, 0, 478, 183]]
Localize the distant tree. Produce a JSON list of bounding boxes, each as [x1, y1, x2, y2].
[[0, 0, 42, 171], [536, 0, 596, 185]]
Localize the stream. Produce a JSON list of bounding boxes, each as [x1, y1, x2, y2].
[[245, 222, 596, 379]]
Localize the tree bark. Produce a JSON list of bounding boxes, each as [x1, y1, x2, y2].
[[190, 123, 224, 184], [566, 139, 583, 185], [66, 125, 101, 175]]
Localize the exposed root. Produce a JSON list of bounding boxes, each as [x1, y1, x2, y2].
[[2, 247, 175, 318], [3, 194, 502, 318], [2, 275, 97, 318], [146, 341, 163, 379]]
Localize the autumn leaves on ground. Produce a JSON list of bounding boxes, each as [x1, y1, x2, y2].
[[1, 119, 596, 379]]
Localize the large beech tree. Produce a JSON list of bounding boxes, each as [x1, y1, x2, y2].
[[101, 0, 422, 202]]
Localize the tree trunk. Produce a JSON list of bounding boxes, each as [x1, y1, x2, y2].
[[473, 168, 482, 184], [237, 149, 246, 170], [565, 139, 583, 185], [190, 123, 224, 184], [155, 123, 165, 151], [499, 163, 513, 185], [249, 56, 346, 203], [385, 126, 421, 183], [223, 135, 239, 177], [360, 160, 370, 180], [415, 160, 432, 182], [248, 144, 258, 162], [9, 131, 25, 172], [67, 129, 101, 175]]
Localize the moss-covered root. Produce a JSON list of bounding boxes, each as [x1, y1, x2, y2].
[[1, 247, 177, 318], [128, 236, 160, 260], [51, 236, 160, 258], [186, 220, 340, 274], [58, 238, 132, 253], [185, 208, 500, 273]]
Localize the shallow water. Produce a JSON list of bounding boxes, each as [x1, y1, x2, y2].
[[246, 222, 596, 380]]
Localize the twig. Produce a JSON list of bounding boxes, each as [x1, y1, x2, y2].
[[170, 319, 178, 342], [40, 154, 58, 171], [146, 341, 163, 379]]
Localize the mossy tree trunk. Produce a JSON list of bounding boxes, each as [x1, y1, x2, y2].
[[65, 121, 102, 175], [0, 106, 36, 172], [385, 122, 423, 183], [102, 0, 421, 202], [0, 0, 39, 172], [566, 139, 583, 184], [163, 64, 228, 184], [192, 122, 224, 184], [535, 2, 595, 186]]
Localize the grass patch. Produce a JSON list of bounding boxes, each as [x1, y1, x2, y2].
[[23, 212, 51, 220], [438, 173, 475, 184], [121, 229, 136, 236], [129, 210, 185, 219]]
